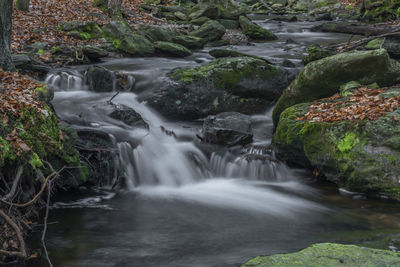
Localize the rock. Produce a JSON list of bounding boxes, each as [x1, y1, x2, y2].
[[281, 58, 296, 68], [242, 243, 400, 266], [190, 16, 210, 25], [12, 54, 31, 68], [59, 21, 103, 39], [86, 66, 116, 92], [273, 49, 400, 126], [209, 49, 272, 64], [218, 19, 240, 29], [82, 46, 109, 60], [302, 45, 335, 65], [140, 56, 290, 120], [189, 20, 226, 42], [315, 13, 333, 21], [203, 112, 253, 146], [102, 21, 154, 56], [154, 41, 193, 57], [204, 39, 229, 47], [174, 11, 187, 20], [239, 15, 277, 40], [134, 24, 179, 42], [311, 22, 394, 36], [115, 72, 136, 91], [366, 39, 400, 59], [273, 88, 400, 199], [172, 35, 206, 49], [188, 4, 219, 20], [339, 81, 361, 96], [109, 103, 148, 129]]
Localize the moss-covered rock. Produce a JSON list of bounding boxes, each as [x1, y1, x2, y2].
[[134, 24, 180, 42], [139, 56, 290, 119], [209, 49, 272, 63], [154, 41, 192, 57], [273, 87, 400, 199], [102, 20, 155, 56], [239, 16, 277, 41], [242, 243, 400, 267], [172, 35, 206, 49], [273, 49, 400, 126], [189, 20, 226, 42], [302, 45, 335, 65]]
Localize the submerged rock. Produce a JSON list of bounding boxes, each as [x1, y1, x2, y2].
[[140, 56, 290, 120], [273, 49, 400, 126], [109, 103, 148, 129], [239, 16, 277, 41], [273, 87, 400, 199], [242, 243, 400, 266], [203, 112, 253, 146]]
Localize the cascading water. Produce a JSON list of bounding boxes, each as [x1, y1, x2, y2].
[[46, 68, 323, 216]]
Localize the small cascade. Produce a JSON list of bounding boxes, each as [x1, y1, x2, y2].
[[45, 70, 87, 91]]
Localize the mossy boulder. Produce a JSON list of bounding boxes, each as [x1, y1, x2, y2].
[[134, 24, 180, 42], [273, 87, 400, 199], [189, 20, 226, 42], [59, 20, 104, 40], [154, 41, 193, 57], [172, 35, 206, 49], [139, 56, 290, 119], [239, 16, 277, 41], [302, 45, 335, 65], [86, 66, 116, 92], [242, 243, 400, 267], [273, 49, 400, 126], [102, 21, 155, 56], [209, 49, 272, 64]]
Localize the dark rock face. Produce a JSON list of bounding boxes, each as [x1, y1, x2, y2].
[[203, 112, 253, 146], [109, 103, 148, 129], [86, 66, 116, 92], [140, 56, 291, 120]]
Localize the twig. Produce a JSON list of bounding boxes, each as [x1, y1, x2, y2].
[[107, 91, 120, 104], [2, 165, 24, 201], [0, 209, 27, 258], [41, 180, 53, 267], [328, 31, 400, 51]]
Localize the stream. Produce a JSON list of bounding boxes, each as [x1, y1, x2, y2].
[[36, 18, 400, 267]]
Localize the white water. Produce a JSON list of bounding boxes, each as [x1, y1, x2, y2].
[[47, 61, 324, 217]]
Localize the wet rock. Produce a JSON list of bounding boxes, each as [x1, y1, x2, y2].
[[189, 20, 226, 42], [102, 21, 155, 56], [315, 13, 333, 21], [134, 24, 180, 42], [140, 56, 291, 120], [243, 243, 400, 266], [239, 15, 277, 40], [115, 72, 136, 91], [203, 112, 253, 146], [109, 103, 148, 129], [82, 46, 109, 60], [281, 58, 296, 68], [209, 49, 272, 64], [154, 41, 193, 57], [273, 49, 400, 126], [172, 35, 206, 49], [86, 66, 116, 92]]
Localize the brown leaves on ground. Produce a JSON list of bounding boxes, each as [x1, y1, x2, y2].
[[297, 87, 400, 122], [12, 0, 160, 53]]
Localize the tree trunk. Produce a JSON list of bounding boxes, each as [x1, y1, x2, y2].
[[107, 0, 121, 16], [0, 0, 14, 71], [16, 0, 30, 12]]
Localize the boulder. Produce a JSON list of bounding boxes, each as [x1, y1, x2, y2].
[[109, 103, 148, 129], [82, 46, 109, 60], [243, 243, 400, 266], [203, 112, 253, 146], [218, 19, 240, 29], [154, 41, 193, 57], [302, 45, 335, 65], [189, 20, 226, 42], [86, 66, 116, 92], [274, 87, 400, 199], [273, 49, 400, 126], [190, 16, 210, 25], [134, 24, 179, 42], [209, 49, 272, 64], [139, 56, 290, 120], [172, 35, 206, 49], [102, 21, 154, 56], [239, 16, 277, 40], [188, 4, 219, 20]]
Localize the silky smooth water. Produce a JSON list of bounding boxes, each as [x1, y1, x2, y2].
[[34, 20, 400, 267]]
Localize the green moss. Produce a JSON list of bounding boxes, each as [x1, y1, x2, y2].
[[112, 38, 122, 49], [242, 243, 400, 267], [38, 49, 45, 55], [337, 132, 359, 152], [29, 152, 43, 169]]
